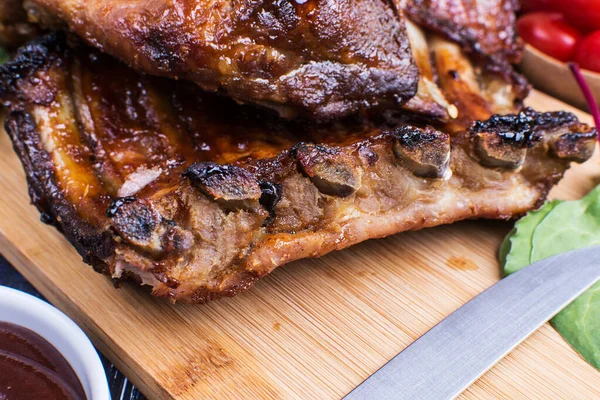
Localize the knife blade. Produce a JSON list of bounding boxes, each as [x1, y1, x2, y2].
[[344, 245, 600, 400]]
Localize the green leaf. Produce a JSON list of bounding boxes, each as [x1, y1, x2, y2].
[[553, 284, 600, 369], [501, 186, 600, 370], [500, 200, 562, 276]]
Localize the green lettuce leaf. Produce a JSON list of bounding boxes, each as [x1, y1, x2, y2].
[[500, 186, 600, 370], [501, 200, 562, 276]]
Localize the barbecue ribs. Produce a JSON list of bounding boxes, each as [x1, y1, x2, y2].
[[400, 0, 523, 66], [20, 0, 532, 122], [1, 34, 594, 302], [22, 0, 419, 120]]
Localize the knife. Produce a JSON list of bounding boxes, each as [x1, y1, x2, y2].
[[344, 245, 600, 400]]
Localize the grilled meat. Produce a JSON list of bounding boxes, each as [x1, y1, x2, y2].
[[397, 0, 529, 104], [22, 0, 419, 120], [0, 0, 38, 48], [400, 0, 523, 66], [21, 0, 529, 121], [402, 22, 528, 128], [1, 34, 595, 302]]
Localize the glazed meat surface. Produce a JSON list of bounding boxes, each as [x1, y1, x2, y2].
[[21, 0, 530, 121], [400, 0, 523, 66], [23, 0, 419, 120], [1, 34, 595, 302]]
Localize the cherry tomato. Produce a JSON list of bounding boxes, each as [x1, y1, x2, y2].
[[575, 31, 600, 73], [555, 0, 600, 32], [517, 12, 582, 62]]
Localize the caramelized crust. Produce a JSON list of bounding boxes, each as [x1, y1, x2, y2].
[[23, 0, 419, 120], [397, 0, 528, 101], [400, 0, 523, 65], [1, 35, 595, 303], [19, 0, 530, 121]]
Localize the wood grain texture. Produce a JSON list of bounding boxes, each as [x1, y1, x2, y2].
[[0, 90, 599, 399]]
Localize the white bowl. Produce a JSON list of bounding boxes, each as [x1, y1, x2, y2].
[[0, 286, 110, 400]]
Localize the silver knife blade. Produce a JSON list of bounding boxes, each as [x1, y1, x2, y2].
[[344, 245, 600, 400]]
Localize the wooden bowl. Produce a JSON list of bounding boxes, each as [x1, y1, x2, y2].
[[520, 44, 600, 111]]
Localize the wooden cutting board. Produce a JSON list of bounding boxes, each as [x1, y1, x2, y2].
[[0, 90, 599, 399]]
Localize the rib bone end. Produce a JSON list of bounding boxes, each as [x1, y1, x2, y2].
[[292, 143, 361, 197], [549, 130, 597, 163], [183, 162, 262, 208], [392, 126, 451, 178]]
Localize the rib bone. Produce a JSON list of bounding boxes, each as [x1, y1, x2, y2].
[[392, 126, 451, 178]]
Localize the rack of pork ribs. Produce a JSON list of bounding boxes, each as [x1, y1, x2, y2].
[[20, 0, 527, 120], [0, 27, 596, 302]]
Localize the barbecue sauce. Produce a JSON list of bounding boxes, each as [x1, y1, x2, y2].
[[0, 322, 86, 400]]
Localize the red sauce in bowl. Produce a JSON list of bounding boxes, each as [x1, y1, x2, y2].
[[0, 321, 86, 399]]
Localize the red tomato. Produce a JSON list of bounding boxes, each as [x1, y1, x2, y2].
[[555, 0, 600, 32], [575, 31, 600, 72], [517, 12, 582, 62]]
